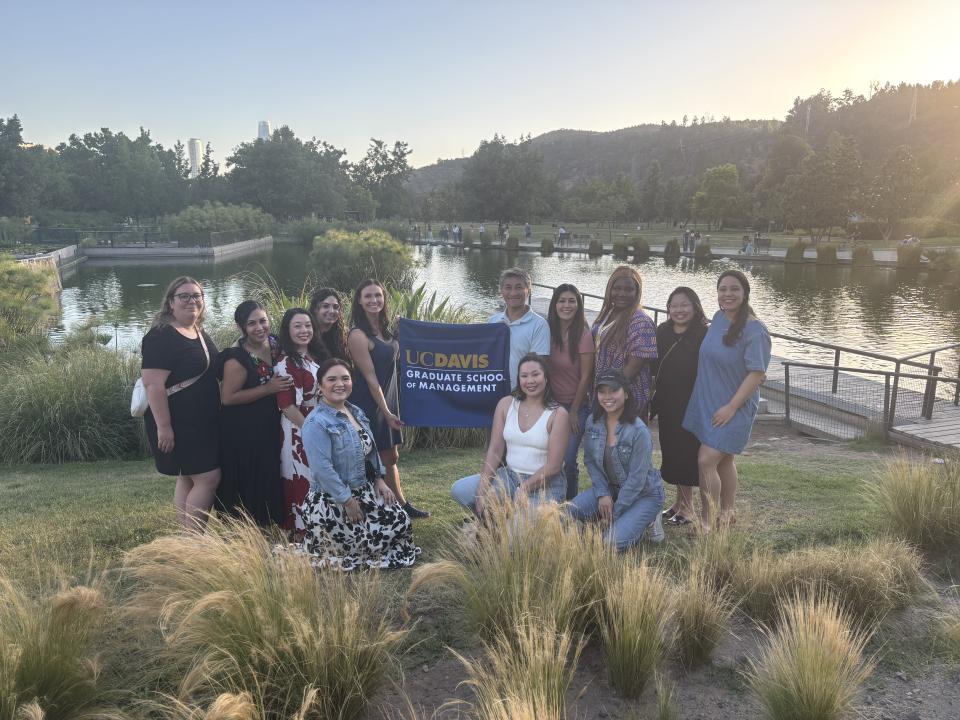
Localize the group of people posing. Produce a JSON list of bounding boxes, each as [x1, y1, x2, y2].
[[140, 263, 771, 570]]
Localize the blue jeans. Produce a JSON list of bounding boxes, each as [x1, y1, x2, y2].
[[452, 466, 566, 516], [567, 484, 665, 552], [561, 402, 590, 500]]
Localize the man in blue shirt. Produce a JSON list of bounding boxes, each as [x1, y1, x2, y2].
[[488, 267, 550, 390]]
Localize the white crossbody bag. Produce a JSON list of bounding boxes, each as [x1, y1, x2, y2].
[[131, 329, 211, 418]]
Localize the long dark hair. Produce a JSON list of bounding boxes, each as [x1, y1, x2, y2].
[[548, 284, 587, 363], [512, 353, 559, 408], [351, 278, 393, 340], [153, 275, 206, 328], [591, 370, 640, 425], [278, 307, 328, 368], [234, 300, 267, 339], [717, 269, 756, 346], [665, 286, 708, 329], [594, 266, 642, 349], [309, 287, 347, 359]]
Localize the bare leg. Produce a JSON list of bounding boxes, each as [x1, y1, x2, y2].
[[174, 476, 193, 529], [717, 454, 738, 524], [697, 445, 726, 531], [182, 468, 221, 530], [676, 485, 695, 518], [379, 447, 405, 504]]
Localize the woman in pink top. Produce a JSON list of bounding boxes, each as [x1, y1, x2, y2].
[[546, 284, 595, 499]]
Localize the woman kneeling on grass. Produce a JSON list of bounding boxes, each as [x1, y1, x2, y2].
[[298, 358, 420, 570], [567, 370, 665, 550], [452, 354, 570, 516]]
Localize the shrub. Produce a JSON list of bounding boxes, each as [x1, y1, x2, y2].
[[0, 256, 58, 351], [144, 693, 259, 720], [0, 574, 115, 720], [687, 526, 748, 592], [124, 517, 405, 720], [663, 238, 681, 264], [455, 617, 583, 720], [734, 539, 925, 625], [816, 243, 838, 265], [0, 344, 144, 463], [480, 232, 491, 248], [167, 202, 274, 245], [938, 609, 960, 660], [599, 559, 674, 699], [462, 228, 475, 247], [897, 243, 924, 267], [587, 239, 603, 256], [851, 244, 874, 267], [785, 240, 806, 264], [310, 228, 415, 291], [505, 236, 520, 250], [540, 237, 555, 255], [0, 218, 32, 246], [368, 219, 409, 243], [633, 236, 650, 261], [674, 559, 736, 668], [746, 592, 874, 720], [612, 240, 629, 259], [406, 498, 615, 642], [693, 242, 712, 262], [865, 455, 960, 552]]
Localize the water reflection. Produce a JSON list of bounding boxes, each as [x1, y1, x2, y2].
[[57, 245, 960, 367]]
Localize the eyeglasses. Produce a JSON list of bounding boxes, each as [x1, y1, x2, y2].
[[174, 293, 204, 304]]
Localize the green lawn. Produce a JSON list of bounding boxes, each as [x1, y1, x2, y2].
[[0, 443, 885, 587]]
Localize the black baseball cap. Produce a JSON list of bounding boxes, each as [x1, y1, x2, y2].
[[595, 369, 627, 390]]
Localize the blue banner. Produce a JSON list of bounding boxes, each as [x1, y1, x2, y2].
[[398, 317, 511, 428]]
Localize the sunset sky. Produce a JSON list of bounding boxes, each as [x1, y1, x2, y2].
[[5, 0, 958, 167]]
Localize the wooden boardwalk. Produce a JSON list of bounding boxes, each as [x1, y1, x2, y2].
[[762, 355, 960, 451]]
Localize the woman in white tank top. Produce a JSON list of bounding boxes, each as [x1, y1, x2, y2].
[[452, 354, 570, 516]]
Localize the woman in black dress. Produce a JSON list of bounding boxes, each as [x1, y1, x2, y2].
[[309, 287, 348, 360], [141, 276, 220, 530], [347, 278, 429, 519], [652, 286, 708, 526], [217, 300, 294, 526]]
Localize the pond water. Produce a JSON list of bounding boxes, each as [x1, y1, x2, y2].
[[57, 243, 960, 369]]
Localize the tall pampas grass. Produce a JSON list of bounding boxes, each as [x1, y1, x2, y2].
[[866, 455, 960, 552], [673, 559, 736, 668], [454, 617, 583, 720], [598, 559, 674, 699], [747, 591, 874, 720], [405, 496, 615, 643], [0, 574, 115, 720], [123, 516, 405, 720]]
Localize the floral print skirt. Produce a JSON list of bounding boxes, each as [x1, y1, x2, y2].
[[295, 482, 421, 571]]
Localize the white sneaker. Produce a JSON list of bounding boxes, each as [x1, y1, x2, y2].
[[646, 514, 665, 544]]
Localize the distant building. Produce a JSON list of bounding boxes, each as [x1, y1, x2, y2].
[[258, 121, 272, 141], [188, 138, 203, 179]]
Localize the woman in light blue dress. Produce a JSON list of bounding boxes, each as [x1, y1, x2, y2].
[[682, 270, 771, 531]]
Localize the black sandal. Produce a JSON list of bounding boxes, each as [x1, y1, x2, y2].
[[668, 514, 692, 526], [662, 507, 678, 520]]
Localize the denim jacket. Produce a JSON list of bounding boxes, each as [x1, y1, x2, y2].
[[583, 415, 663, 518], [301, 400, 386, 504]]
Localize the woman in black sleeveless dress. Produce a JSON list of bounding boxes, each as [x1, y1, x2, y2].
[[652, 287, 708, 526], [217, 300, 293, 526]]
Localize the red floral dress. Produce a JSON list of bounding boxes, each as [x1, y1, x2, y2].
[[274, 353, 321, 530]]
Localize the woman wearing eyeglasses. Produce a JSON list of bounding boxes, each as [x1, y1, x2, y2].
[[140, 276, 221, 530]]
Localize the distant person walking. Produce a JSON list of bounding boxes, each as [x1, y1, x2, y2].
[[682, 270, 771, 531]]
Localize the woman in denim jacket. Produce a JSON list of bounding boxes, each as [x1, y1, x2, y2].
[[568, 369, 665, 550], [297, 358, 420, 570]]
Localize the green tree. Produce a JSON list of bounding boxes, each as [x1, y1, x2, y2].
[[227, 126, 356, 219], [639, 162, 663, 224], [352, 139, 413, 218], [457, 135, 551, 223], [866, 145, 919, 242], [690, 164, 742, 229]]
